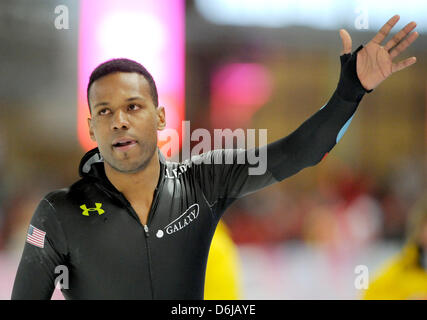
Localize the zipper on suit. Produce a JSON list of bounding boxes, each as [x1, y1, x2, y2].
[[121, 196, 156, 299], [96, 183, 156, 299], [118, 173, 163, 300], [95, 160, 165, 299], [140, 175, 164, 299], [142, 224, 154, 299]]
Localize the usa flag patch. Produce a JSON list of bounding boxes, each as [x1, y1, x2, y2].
[[26, 224, 46, 248]]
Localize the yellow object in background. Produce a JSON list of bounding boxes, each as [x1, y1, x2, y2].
[[363, 244, 427, 300], [204, 220, 242, 300]]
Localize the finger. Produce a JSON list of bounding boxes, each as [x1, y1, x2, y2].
[[390, 31, 419, 59], [372, 15, 400, 45], [391, 56, 417, 73], [339, 29, 352, 55], [384, 21, 417, 51]]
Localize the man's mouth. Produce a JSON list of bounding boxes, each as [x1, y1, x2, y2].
[[112, 138, 138, 151]]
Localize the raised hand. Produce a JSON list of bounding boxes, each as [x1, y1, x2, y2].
[[339, 15, 418, 91]]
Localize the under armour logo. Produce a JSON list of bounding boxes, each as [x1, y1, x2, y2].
[[80, 203, 105, 216]]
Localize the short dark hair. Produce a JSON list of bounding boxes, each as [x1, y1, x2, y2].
[[87, 58, 159, 112]]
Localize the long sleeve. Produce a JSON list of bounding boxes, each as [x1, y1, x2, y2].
[[189, 46, 371, 217], [11, 196, 68, 300]]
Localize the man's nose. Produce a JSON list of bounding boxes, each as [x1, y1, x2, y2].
[[111, 110, 130, 130]]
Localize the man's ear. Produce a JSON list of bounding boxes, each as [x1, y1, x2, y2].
[[88, 118, 96, 142], [156, 106, 166, 131]]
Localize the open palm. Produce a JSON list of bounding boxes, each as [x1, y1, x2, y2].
[[340, 15, 418, 91]]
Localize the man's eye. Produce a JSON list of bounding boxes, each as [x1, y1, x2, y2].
[[128, 104, 141, 111], [98, 108, 110, 115]]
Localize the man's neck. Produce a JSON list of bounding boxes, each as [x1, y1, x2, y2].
[[104, 150, 160, 203]]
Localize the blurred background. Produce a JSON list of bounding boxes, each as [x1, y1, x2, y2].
[[0, 0, 426, 299]]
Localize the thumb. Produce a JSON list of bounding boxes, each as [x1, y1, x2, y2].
[[339, 29, 352, 55]]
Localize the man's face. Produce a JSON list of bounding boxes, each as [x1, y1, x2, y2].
[[88, 72, 165, 173]]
